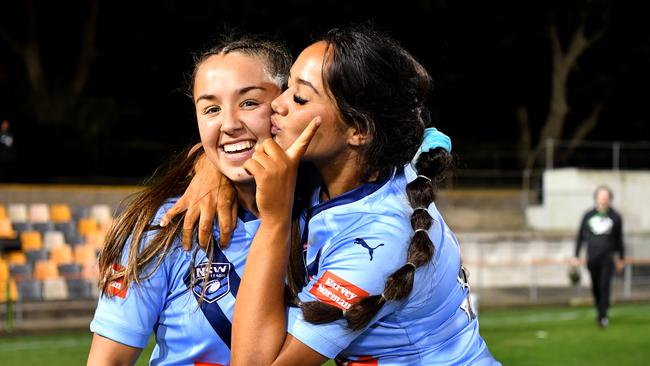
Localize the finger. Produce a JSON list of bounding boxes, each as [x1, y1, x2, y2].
[[250, 150, 275, 170], [217, 179, 237, 247], [160, 196, 188, 227], [259, 138, 287, 161], [243, 156, 265, 177], [198, 196, 215, 248], [182, 203, 200, 250], [285, 117, 321, 161]]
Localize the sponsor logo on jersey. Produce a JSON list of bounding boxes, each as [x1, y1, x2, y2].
[[353, 238, 384, 261], [108, 263, 128, 299], [309, 270, 368, 310], [190, 262, 231, 303], [588, 215, 614, 235]]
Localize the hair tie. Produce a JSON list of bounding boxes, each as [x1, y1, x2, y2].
[[414, 228, 428, 235], [405, 262, 417, 269], [411, 127, 452, 172], [417, 175, 431, 182], [413, 207, 428, 213]]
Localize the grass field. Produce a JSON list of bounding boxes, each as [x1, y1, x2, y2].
[[0, 303, 648, 365]]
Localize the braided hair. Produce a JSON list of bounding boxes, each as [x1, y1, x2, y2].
[[286, 26, 452, 330]]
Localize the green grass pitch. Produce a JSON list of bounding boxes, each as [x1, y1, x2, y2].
[[0, 303, 648, 365]]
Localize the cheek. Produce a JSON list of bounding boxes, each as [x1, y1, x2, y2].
[[197, 118, 221, 147], [246, 106, 273, 138]]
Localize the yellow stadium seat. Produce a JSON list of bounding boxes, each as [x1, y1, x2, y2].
[[77, 218, 98, 236], [0, 204, 6, 219], [0, 259, 8, 281], [0, 279, 18, 302], [20, 231, 42, 251], [0, 218, 16, 239], [34, 260, 60, 281], [74, 245, 97, 265], [50, 244, 73, 265], [50, 204, 72, 223], [7, 251, 27, 265], [81, 263, 99, 281]]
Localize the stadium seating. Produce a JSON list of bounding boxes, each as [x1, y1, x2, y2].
[[8, 204, 28, 223], [7, 251, 27, 265], [77, 218, 98, 236], [50, 204, 72, 223], [29, 203, 50, 223], [1, 201, 112, 303], [90, 204, 113, 224], [0, 218, 16, 238], [43, 230, 66, 250], [50, 244, 73, 265], [20, 231, 42, 252], [0, 279, 18, 302]]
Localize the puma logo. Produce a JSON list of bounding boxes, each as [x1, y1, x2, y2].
[[354, 238, 384, 261]]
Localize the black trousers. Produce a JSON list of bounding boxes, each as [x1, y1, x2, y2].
[[587, 257, 614, 320]]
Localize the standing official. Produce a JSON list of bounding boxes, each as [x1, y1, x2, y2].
[[573, 186, 625, 328]]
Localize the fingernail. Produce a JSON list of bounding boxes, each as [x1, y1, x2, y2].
[[160, 217, 168, 227]]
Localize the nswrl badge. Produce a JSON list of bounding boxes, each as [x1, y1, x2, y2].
[[187, 262, 231, 303]]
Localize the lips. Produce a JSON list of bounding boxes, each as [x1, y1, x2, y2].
[[270, 115, 280, 135]]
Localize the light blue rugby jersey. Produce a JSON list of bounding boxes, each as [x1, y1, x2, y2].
[[90, 199, 260, 366], [287, 167, 500, 365]]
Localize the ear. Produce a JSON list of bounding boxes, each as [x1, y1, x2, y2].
[[346, 126, 369, 147]]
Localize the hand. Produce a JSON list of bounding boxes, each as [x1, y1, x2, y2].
[[569, 257, 581, 267], [615, 258, 625, 273], [243, 117, 320, 222], [160, 152, 238, 250]]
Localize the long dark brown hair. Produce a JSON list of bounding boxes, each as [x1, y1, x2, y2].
[[286, 25, 453, 331], [98, 35, 292, 297]]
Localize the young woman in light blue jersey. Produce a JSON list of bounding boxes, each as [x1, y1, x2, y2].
[[227, 26, 501, 365], [86, 36, 296, 365]]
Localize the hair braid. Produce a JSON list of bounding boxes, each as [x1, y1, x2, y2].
[[294, 25, 453, 331]]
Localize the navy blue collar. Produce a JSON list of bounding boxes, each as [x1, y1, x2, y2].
[[310, 174, 391, 218], [237, 207, 258, 223]]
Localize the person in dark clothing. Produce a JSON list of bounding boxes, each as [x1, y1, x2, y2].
[[572, 185, 625, 328], [0, 119, 17, 182]]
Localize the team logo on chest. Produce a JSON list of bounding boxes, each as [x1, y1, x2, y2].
[[190, 262, 231, 303]]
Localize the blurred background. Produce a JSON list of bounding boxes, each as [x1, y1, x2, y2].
[[0, 0, 649, 365]]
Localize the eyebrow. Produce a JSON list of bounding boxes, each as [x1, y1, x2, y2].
[[295, 77, 320, 95], [195, 85, 267, 104]]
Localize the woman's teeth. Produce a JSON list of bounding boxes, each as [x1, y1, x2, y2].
[[223, 141, 254, 153]]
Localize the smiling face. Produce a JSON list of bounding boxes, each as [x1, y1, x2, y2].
[[271, 42, 359, 166], [194, 52, 282, 183]]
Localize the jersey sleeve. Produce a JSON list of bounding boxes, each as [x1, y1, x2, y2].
[[287, 222, 408, 358], [90, 204, 179, 348]]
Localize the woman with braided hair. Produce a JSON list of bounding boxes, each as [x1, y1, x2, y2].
[[222, 26, 500, 365]]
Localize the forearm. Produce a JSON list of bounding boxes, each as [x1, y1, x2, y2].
[[232, 218, 292, 366]]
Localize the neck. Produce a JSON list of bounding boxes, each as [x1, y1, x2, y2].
[[235, 182, 259, 217], [313, 152, 366, 202]]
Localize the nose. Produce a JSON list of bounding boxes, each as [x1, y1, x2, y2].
[[221, 108, 244, 134], [271, 92, 288, 116]]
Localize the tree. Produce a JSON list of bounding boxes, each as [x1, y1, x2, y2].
[[517, 2, 608, 172]]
